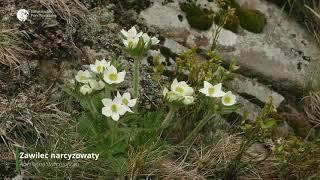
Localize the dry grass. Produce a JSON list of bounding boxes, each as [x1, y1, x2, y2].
[[0, 29, 34, 68], [32, 0, 89, 27], [304, 92, 320, 124], [0, 83, 74, 156], [143, 135, 242, 179], [304, 1, 320, 45]]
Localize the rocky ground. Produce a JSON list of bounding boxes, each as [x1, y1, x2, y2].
[[0, 0, 319, 178]]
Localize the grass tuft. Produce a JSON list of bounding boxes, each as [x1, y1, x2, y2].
[[0, 29, 33, 68], [32, 0, 89, 27]]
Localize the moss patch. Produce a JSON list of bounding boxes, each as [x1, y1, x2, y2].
[[214, 12, 240, 33], [223, 0, 266, 33], [238, 9, 266, 33], [179, 2, 214, 31]]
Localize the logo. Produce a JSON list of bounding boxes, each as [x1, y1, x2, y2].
[[17, 9, 29, 21]]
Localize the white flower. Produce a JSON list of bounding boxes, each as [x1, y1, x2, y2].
[[89, 79, 105, 90], [142, 33, 151, 45], [75, 70, 92, 83], [171, 79, 194, 96], [221, 91, 237, 106], [199, 81, 226, 97], [123, 37, 140, 48], [121, 26, 142, 40], [80, 84, 92, 95], [116, 91, 137, 112], [103, 65, 126, 84], [163, 79, 194, 106], [183, 96, 194, 105], [163, 87, 169, 97], [121, 26, 143, 48], [102, 97, 127, 121], [90, 59, 111, 74], [151, 37, 160, 45]]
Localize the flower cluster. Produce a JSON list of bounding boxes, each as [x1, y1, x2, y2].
[[121, 26, 159, 49], [74, 59, 136, 121], [75, 59, 126, 95], [163, 79, 195, 106], [199, 81, 236, 106], [102, 92, 137, 121], [163, 79, 237, 107], [121, 26, 160, 57]]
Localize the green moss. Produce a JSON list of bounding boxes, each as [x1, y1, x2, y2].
[[223, 0, 241, 14], [238, 9, 266, 33], [180, 2, 214, 31], [214, 12, 240, 33]]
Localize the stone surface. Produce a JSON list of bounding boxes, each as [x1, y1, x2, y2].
[[140, 0, 320, 92], [225, 74, 285, 108]]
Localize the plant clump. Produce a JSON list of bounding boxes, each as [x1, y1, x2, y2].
[[223, 0, 266, 33], [214, 9, 240, 33], [179, 2, 215, 31], [238, 8, 266, 33]]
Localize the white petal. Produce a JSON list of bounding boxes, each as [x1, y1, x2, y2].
[[102, 98, 112, 106], [118, 105, 128, 115], [90, 64, 96, 72], [80, 85, 92, 95], [163, 87, 169, 97], [123, 39, 129, 47], [108, 65, 117, 73], [116, 91, 121, 98], [203, 81, 212, 89], [183, 96, 194, 105], [199, 88, 208, 96], [136, 32, 143, 38], [213, 90, 226, 98], [111, 113, 120, 121], [184, 86, 194, 96], [214, 83, 222, 91], [123, 92, 131, 100], [120, 29, 128, 38], [151, 37, 160, 45], [142, 33, 150, 44], [118, 71, 126, 81], [102, 107, 111, 117], [171, 79, 179, 91], [128, 98, 137, 107], [101, 59, 110, 68]]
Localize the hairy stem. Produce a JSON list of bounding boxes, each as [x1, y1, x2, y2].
[[133, 56, 140, 111], [161, 107, 176, 128], [181, 114, 218, 145]]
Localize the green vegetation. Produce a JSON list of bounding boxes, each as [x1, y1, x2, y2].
[[180, 0, 266, 33], [238, 9, 266, 33], [179, 2, 214, 30]]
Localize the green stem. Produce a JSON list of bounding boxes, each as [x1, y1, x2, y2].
[[181, 114, 217, 145], [133, 57, 140, 99], [161, 107, 176, 128], [133, 56, 140, 112]]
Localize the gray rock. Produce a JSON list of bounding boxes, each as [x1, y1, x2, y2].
[[140, 0, 320, 91], [225, 74, 285, 108], [244, 143, 268, 162]]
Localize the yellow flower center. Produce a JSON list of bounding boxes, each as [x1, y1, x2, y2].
[[122, 98, 129, 106], [175, 87, 184, 94], [109, 73, 118, 81], [224, 96, 231, 104], [79, 75, 87, 81], [208, 87, 215, 95], [96, 66, 103, 72], [111, 104, 117, 112]]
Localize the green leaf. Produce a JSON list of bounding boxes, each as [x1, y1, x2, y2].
[[261, 118, 275, 129]]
